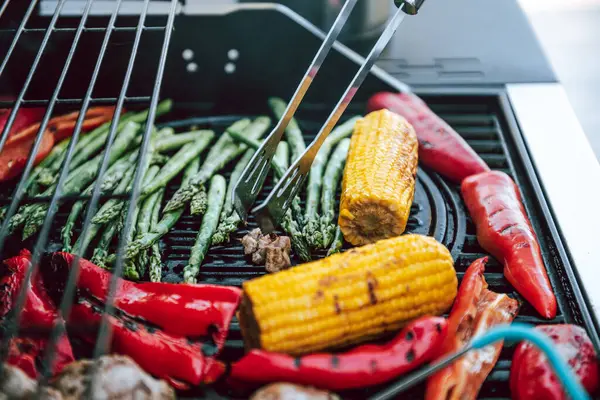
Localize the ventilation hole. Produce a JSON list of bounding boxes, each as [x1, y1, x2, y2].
[[182, 49, 194, 60], [225, 62, 236, 74], [227, 49, 239, 60], [186, 62, 198, 73]]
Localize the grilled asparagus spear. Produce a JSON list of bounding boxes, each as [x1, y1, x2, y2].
[[183, 174, 226, 284], [319, 138, 350, 248], [211, 148, 255, 245], [273, 141, 311, 262], [303, 117, 360, 248], [327, 225, 344, 256], [190, 186, 208, 216], [164, 117, 271, 212], [148, 189, 165, 283], [126, 158, 200, 260], [268, 97, 306, 162], [154, 130, 214, 153], [92, 132, 214, 225]]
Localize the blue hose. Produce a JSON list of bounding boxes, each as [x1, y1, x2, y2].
[[470, 323, 591, 400]]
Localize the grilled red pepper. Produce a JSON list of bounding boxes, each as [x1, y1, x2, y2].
[[510, 324, 599, 400], [0, 250, 74, 378], [69, 298, 226, 390], [367, 92, 489, 183], [52, 252, 241, 350], [229, 316, 448, 391], [0, 104, 45, 141], [425, 257, 520, 400], [0, 106, 117, 182], [41, 252, 240, 389], [461, 171, 557, 318]]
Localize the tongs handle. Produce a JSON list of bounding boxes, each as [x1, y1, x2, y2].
[[253, 1, 413, 232], [232, 0, 360, 221]]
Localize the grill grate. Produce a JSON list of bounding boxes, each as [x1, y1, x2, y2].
[[0, 1, 596, 399]]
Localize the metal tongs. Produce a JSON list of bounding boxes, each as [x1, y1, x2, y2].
[[233, 0, 424, 232]]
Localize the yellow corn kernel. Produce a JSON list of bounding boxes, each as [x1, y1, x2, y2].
[[339, 109, 418, 246], [238, 234, 457, 355]]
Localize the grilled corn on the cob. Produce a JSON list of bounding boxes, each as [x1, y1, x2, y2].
[[239, 234, 457, 355], [339, 109, 418, 246]]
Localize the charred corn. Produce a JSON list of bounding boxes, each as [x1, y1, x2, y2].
[[238, 234, 457, 355], [339, 109, 418, 246]]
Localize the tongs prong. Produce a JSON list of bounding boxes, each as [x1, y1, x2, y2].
[[233, 0, 360, 221], [252, 1, 419, 232]]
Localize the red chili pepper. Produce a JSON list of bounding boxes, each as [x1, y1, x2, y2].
[[461, 171, 557, 318], [68, 298, 226, 389], [229, 316, 448, 391], [425, 257, 520, 400], [52, 252, 241, 350], [0, 106, 117, 182], [366, 92, 489, 183], [510, 324, 599, 400], [40, 252, 238, 389], [0, 250, 75, 378]]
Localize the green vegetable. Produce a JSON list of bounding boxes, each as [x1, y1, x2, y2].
[[211, 148, 255, 245], [303, 117, 360, 248], [164, 117, 270, 212], [141, 132, 215, 197], [327, 226, 344, 256], [319, 138, 350, 248], [268, 97, 306, 162], [184, 175, 226, 284], [72, 165, 136, 258], [154, 130, 214, 153], [126, 157, 200, 260], [148, 189, 165, 283], [190, 186, 208, 216], [273, 141, 311, 262]]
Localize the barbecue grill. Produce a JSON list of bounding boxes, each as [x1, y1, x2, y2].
[[1, 0, 600, 399]]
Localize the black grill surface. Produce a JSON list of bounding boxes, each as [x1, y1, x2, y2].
[[9, 97, 581, 399]]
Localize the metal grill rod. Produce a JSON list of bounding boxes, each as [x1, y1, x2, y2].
[[35, 0, 128, 385], [0, 0, 73, 365], [0, 0, 102, 372], [0, 96, 153, 107], [92, 0, 178, 363], [0, 26, 166, 33], [0, 0, 38, 78], [0, 0, 70, 257], [0, 1, 12, 19]]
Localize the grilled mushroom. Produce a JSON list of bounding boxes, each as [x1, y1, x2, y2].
[[0, 364, 62, 400], [51, 355, 175, 399], [250, 383, 339, 400]]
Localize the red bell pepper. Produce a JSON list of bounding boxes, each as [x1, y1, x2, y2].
[[69, 298, 226, 390], [425, 257, 520, 400], [41, 252, 240, 389], [229, 316, 448, 391], [50, 252, 241, 351], [461, 171, 557, 319], [0, 106, 117, 182], [0, 104, 46, 142], [510, 324, 599, 400], [0, 250, 74, 378], [367, 92, 489, 183]]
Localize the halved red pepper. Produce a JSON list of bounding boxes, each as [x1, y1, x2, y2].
[[0, 106, 117, 182], [511, 324, 599, 400], [229, 316, 448, 391], [51, 252, 241, 351], [425, 257, 520, 400], [69, 297, 226, 390], [367, 92, 490, 183], [0, 250, 74, 378], [40, 252, 240, 389], [0, 103, 46, 142], [461, 171, 557, 318]]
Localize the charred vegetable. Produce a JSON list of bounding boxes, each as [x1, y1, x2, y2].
[[238, 234, 457, 355]]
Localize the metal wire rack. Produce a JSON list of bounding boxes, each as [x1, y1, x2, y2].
[[0, 0, 179, 387]]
